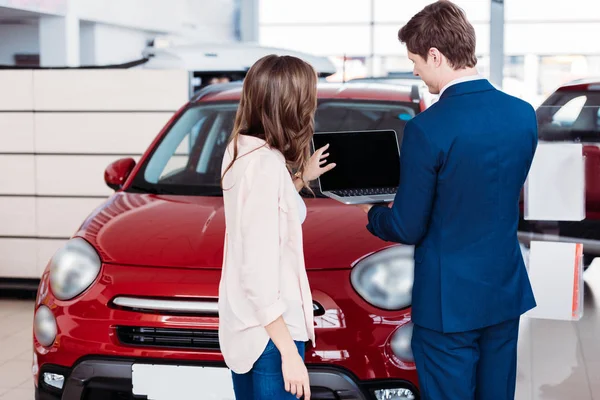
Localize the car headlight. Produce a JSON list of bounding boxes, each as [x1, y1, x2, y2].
[[390, 322, 414, 362], [34, 305, 57, 347], [351, 246, 413, 310], [49, 238, 101, 300]]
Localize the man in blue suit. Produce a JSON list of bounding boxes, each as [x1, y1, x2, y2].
[[360, 2, 538, 399]]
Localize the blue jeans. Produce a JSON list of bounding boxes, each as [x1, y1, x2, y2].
[[231, 340, 306, 400]]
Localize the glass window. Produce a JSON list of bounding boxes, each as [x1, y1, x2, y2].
[[537, 91, 600, 142], [552, 96, 587, 127], [505, 0, 599, 21], [372, 23, 490, 56], [260, 0, 372, 24], [142, 104, 237, 190], [259, 25, 372, 56], [315, 101, 417, 140], [374, 0, 490, 23], [130, 100, 419, 196]]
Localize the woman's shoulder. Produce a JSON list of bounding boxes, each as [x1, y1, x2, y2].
[[223, 136, 288, 189], [245, 149, 287, 182]]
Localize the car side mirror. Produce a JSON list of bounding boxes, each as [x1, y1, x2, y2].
[[104, 158, 136, 191]]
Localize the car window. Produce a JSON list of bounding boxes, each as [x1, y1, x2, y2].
[[315, 101, 416, 146], [129, 100, 419, 196], [143, 105, 235, 189], [551, 96, 587, 126], [537, 91, 600, 142]]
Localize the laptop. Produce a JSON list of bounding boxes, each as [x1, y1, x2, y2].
[[312, 130, 400, 205]]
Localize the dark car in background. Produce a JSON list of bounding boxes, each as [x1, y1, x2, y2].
[[519, 79, 600, 267]]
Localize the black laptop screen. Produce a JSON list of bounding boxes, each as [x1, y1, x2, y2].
[[312, 130, 400, 192]]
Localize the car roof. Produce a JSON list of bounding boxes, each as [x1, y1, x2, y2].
[[191, 81, 419, 104], [557, 78, 600, 92]]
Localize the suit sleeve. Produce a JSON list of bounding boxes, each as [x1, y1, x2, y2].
[[239, 156, 285, 326], [366, 120, 439, 245]]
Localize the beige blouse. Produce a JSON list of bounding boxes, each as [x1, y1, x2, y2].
[[218, 134, 315, 374]]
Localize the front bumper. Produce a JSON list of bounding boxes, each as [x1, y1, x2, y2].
[[36, 358, 419, 400]]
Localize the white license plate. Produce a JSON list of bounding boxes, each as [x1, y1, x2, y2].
[[132, 364, 235, 400]]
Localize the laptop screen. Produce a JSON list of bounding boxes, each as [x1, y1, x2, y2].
[[312, 130, 400, 192]]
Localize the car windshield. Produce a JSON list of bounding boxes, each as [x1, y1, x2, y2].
[[537, 89, 600, 142], [128, 100, 419, 196]]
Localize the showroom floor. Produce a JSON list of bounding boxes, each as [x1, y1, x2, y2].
[[1, 261, 600, 400]]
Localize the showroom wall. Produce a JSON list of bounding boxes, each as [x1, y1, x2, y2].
[[0, 0, 238, 67], [0, 69, 189, 279]]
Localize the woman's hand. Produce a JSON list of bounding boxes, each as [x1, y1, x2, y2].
[[302, 144, 336, 183], [281, 350, 311, 399]]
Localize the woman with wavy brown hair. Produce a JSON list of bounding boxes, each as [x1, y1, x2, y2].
[[218, 54, 335, 400]]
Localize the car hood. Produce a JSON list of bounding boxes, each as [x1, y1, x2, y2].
[[76, 193, 391, 270]]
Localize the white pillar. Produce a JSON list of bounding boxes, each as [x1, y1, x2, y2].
[[39, 13, 80, 67], [524, 54, 540, 106], [80, 22, 96, 66], [238, 0, 259, 42], [489, 0, 505, 89]]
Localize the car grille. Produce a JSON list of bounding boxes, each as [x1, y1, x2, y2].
[[116, 326, 220, 351]]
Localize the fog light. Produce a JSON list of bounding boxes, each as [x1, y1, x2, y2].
[[374, 388, 416, 400], [390, 322, 414, 362], [32, 352, 39, 376], [43, 372, 65, 390], [34, 305, 57, 347]]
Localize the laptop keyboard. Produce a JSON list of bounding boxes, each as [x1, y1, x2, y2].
[[331, 187, 398, 197]]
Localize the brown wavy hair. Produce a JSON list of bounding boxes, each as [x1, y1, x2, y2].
[[222, 54, 318, 190]]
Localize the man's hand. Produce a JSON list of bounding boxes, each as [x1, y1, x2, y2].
[[357, 202, 393, 213], [357, 204, 374, 213]]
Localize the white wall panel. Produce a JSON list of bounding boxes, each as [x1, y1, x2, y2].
[[35, 155, 132, 196], [33, 70, 189, 111], [0, 113, 35, 153], [37, 239, 66, 276], [37, 198, 105, 237], [34, 112, 169, 154], [0, 197, 36, 236], [0, 238, 67, 278], [0, 155, 35, 195], [0, 68, 188, 278], [0, 239, 38, 278], [0, 71, 33, 110]]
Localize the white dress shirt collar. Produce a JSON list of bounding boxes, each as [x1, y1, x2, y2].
[[439, 74, 485, 97]]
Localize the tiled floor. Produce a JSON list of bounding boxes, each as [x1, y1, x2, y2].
[[0, 297, 36, 400], [1, 261, 600, 399]]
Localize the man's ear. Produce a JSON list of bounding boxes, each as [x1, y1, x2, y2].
[[428, 47, 443, 67]]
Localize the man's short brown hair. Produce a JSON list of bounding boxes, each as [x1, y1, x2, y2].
[[398, 0, 477, 69]]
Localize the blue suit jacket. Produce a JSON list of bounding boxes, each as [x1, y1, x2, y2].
[[367, 79, 538, 333]]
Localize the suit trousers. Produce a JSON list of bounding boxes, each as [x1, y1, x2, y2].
[[411, 318, 520, 400]]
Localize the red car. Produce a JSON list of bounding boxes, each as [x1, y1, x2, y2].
[[33, 82, 426, 400], [519, 79, 600, 267]]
